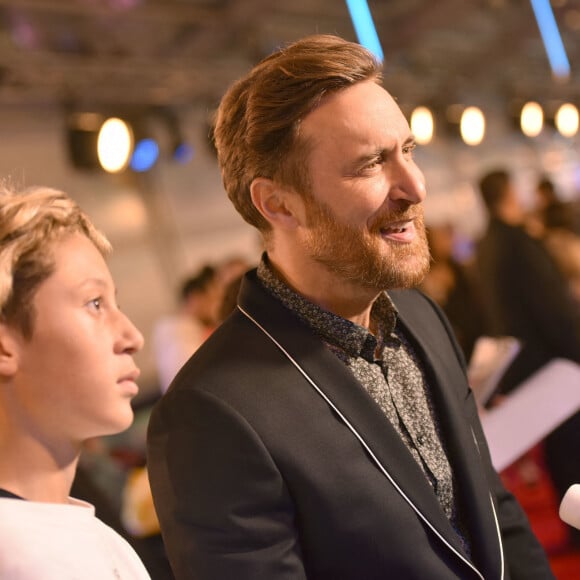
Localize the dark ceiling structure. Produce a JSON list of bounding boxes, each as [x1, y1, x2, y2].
[[0, 0, 579, 117]]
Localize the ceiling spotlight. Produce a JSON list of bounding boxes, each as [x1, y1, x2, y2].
[[555, 102, 579, 137], [97, 117, 133, 173], [410, 106, 434, 145], [460, 106, 485, 146], [520, 101, 544, 137]]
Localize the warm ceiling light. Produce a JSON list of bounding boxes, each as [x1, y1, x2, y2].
[[97, 117, 134, 173], [555, 103, 579, 137], [460, 106, 485, 146], [410, 106, 434, 145], [520, 101, 544, 137]]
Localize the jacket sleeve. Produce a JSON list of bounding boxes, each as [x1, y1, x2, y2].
[[146, 387, 307, 580]]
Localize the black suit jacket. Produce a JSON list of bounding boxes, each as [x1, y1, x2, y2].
[[147, 270, 552, 580]]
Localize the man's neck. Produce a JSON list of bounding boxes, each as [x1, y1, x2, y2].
[[266, 253, 379, 329]]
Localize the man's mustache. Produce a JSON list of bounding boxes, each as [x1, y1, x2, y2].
[[370, 206, 425, 231]]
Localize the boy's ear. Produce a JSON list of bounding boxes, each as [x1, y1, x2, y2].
[[250, 178, 304, 229], [0, 323, 20, 377]]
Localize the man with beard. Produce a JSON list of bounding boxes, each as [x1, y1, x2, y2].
[[147, 35, 553, 580]]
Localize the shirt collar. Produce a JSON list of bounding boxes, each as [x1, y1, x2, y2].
[[256, 254, 398, 362]]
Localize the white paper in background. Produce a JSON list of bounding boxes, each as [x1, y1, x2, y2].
[[479, 359, 580, 472], [467, 336, 521, 406]]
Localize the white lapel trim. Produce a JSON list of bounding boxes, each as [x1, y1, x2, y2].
[[239, 305, 499, 580], [471, 427, 506, 580]]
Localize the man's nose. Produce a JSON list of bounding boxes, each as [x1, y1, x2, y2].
[[388, 160, 427, 206]]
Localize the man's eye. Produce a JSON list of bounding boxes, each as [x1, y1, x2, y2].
[[403, 143, 417, 156], [360, 156, 383, 173]]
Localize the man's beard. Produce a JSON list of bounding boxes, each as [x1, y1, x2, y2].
[[303, 197, 431, 291]]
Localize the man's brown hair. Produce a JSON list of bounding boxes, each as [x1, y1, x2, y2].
[[213, 34, 383, 235]]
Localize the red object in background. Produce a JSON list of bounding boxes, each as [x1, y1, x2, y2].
[[500, 444, 580, 579]]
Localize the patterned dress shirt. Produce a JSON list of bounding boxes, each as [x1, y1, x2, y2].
[[257, 257, 471, 556]]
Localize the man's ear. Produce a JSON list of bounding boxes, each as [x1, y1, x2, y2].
[[0, 323, 20, 377], [250, 178, 304, 230]]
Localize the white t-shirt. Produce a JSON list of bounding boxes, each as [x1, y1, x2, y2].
[[0, 496, 151, 579]]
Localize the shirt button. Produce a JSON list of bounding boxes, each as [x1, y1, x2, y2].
[[416, 434, 425, 446]]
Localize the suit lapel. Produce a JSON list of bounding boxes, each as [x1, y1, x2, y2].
[[238, 274, 481, 572], [390, 290, 503, 580]]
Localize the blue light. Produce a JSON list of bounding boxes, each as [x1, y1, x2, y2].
[[345, 0, 383, 63], [173, 142, 194, 164], [530, 0, 570, 78], [130, 138, 159, 172]]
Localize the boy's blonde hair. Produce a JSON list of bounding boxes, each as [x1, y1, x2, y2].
[[0, 185, 111, 338]]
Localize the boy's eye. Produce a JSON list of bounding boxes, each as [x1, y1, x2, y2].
[[88, 298, 102, 311]]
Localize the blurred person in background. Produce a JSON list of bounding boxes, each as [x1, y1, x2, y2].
[[215, 255, 253, 324], [420, 223, 486, 362], [152, 264, 221, 393], [0, 185, 150, 579], [527, 176, 580, 240], [528, 177, 580, 307], [121, 459, 175, 580], [475, 169, 580, 393], [475, 169, 580, 546], [217, 254, 252, 289]]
